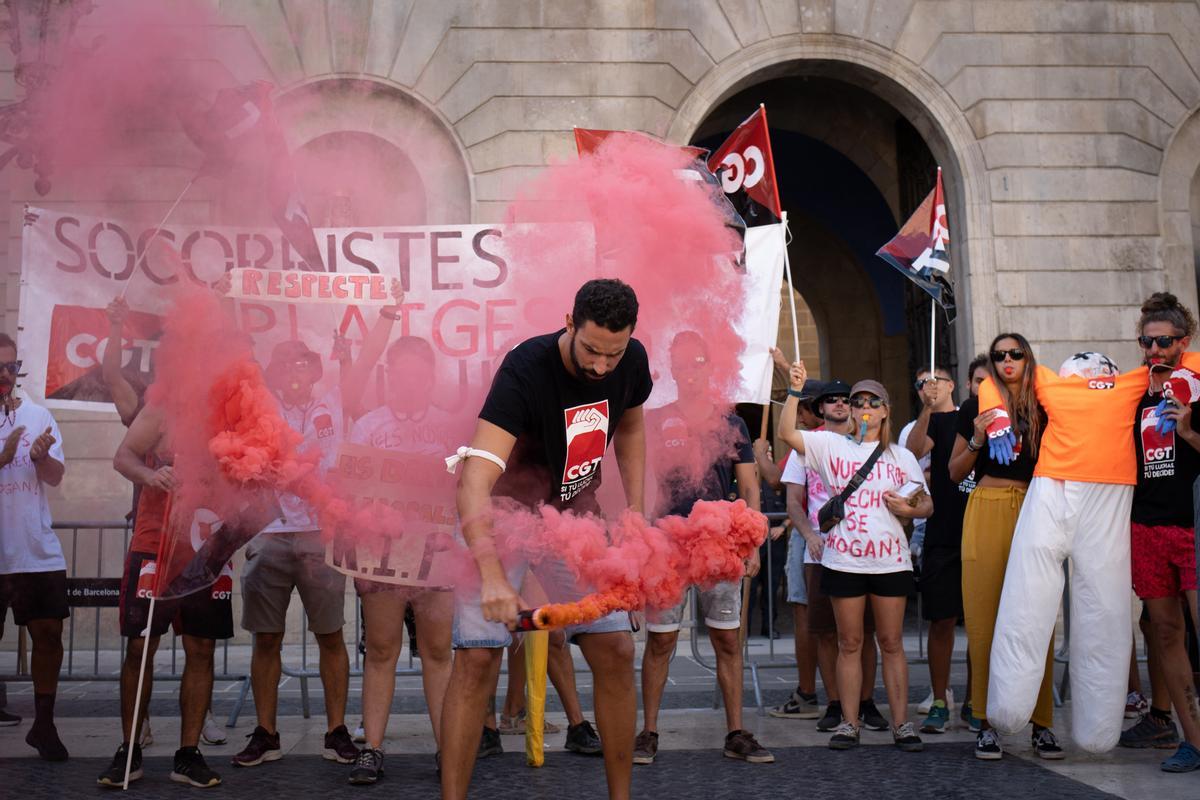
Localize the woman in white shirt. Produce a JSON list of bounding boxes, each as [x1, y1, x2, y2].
[[778, 360, 932, 753]]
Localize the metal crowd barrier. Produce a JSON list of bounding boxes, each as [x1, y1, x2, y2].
[[6, 518, 1081, 724], [0, 521, 252, 727]]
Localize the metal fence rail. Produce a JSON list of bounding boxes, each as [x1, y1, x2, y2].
[[0, 521, 252, 727], [2, 516, 1078, 722]]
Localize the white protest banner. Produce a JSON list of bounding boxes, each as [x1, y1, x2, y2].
[[17, 206, 591, 412], [323, 442, 458, 587]]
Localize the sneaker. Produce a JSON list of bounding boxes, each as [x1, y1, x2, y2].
[[201, 713, 227, 746], [1161, 741, 1200, 773], [98, 742, 142, 788], [170, 746, 222, 788], [324, 724, 360, 763], [25, 723, 69, 761], [1032, 726, 1064, 760], [816, 701, 843, 732], [231, 725, 282, 767], [769, 689, 820, 719], [633, 730, 659, 765], [1125, 690, 1149, 719], [349, 747, 384, 785], [478, 726, 503, 758], [975, 728, 1002, 760], [1119, 714, 1180, 749], [917, 687, 954, 715], [352, 724, 366, 744], [893, 721, 924, 752], [920, 700, 950, 734], [565, 720, 603, 755], [859, 699, 889, 731], [138, 717, 153, 748], [0, 708, 21, 726], [723, 729, 774, 763], [828, 721, 860, 750], [961, 702, 981, 732]]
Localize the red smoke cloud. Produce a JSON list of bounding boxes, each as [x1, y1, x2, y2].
[[501, 500, 767, 629]]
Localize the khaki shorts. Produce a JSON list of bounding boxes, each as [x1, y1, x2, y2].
[[645, 580, 742, 633], [241, 531, 346, 635]]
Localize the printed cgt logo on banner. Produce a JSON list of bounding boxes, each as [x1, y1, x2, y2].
[[46, 304, 162, 402], [325, 442, 458, 587]]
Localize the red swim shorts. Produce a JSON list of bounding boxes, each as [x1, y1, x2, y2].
[[1131, 523, 1197, 600]]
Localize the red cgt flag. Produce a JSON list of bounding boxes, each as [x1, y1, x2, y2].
[[707, 106, 782, 225], [180, 81, 325, 271]]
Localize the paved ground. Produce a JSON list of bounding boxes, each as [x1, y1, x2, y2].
[[2, 630, 1198, 798]]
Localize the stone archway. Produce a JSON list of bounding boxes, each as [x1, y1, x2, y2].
[[1158, 107, 1200, 313], [668, 37, 995, 373], [274, 77, 474, 225]]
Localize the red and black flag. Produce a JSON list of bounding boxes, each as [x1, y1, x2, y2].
[[707, 106, 782, 227], [876, 167, 955, 321], [180, 81, 325, 271]]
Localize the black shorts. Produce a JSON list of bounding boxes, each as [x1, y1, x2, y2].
[[918, 549, 963, 622], [821, 567, 914, 598], [119, 551, 233, 640], [0, 570, 70, 629], [804, 563, 875, 634]]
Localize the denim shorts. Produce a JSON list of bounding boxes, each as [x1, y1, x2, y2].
[[785, 529, 809, 605], [645, 580, 742, 632], [452, 554, 630, 649]]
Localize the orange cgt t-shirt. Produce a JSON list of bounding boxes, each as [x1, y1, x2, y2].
[[978, 352, 1200, 485]]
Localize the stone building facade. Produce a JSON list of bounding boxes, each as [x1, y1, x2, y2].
[[1, 0, 1198, 525]]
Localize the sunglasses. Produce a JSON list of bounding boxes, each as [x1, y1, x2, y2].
[[990, 349, 1026, 363], [850, 396, 885, 409], [914, 376, 951, 391], [0, 360, 21, 375], [1138, 335, 1184, 349], [822, 395, 849, 405]]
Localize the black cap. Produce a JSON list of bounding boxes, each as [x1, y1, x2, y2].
[[814, 379, 851, 419], [796, 378, 824, 402]]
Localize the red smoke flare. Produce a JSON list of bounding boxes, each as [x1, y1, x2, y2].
[[506, 499, 767, 629]]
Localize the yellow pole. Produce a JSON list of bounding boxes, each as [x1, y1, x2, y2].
[[524, 630, 549, 767]]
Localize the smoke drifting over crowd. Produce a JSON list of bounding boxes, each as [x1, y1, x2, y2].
[[23, 0, 767, 622]]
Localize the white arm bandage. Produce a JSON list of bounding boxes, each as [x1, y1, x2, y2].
[[444, 446, 508, 475]]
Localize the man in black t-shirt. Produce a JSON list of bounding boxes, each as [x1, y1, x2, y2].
[[634, 331, 772, 766], [1121, 294, 1200, 765], [903, 365, 969, 734], [441, 279, 651, 800]]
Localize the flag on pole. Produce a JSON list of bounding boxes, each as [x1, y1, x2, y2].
[[572, 128, 708, 160], [572, 127, 747, 263], [707, 106, 782, 227], [875, 167, 956, 322], [180, 81, 326, 271], [150, 493, 278, 601]]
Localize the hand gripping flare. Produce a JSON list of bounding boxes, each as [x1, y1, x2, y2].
[[1153, 367, 1200, 435], [986, 408, 1017, 465], [444, 446, 507, 474]]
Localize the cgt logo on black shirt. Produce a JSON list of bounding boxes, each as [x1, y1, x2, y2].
[[561, 400, 609, 502]]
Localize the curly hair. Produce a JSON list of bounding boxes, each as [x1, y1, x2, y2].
[[572, 278, 639, 332], [1138, 292, 1197, 337]]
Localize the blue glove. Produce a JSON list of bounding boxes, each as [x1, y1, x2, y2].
[[988, 429, 1017, 465], [1155, 398, 1177, 435]]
